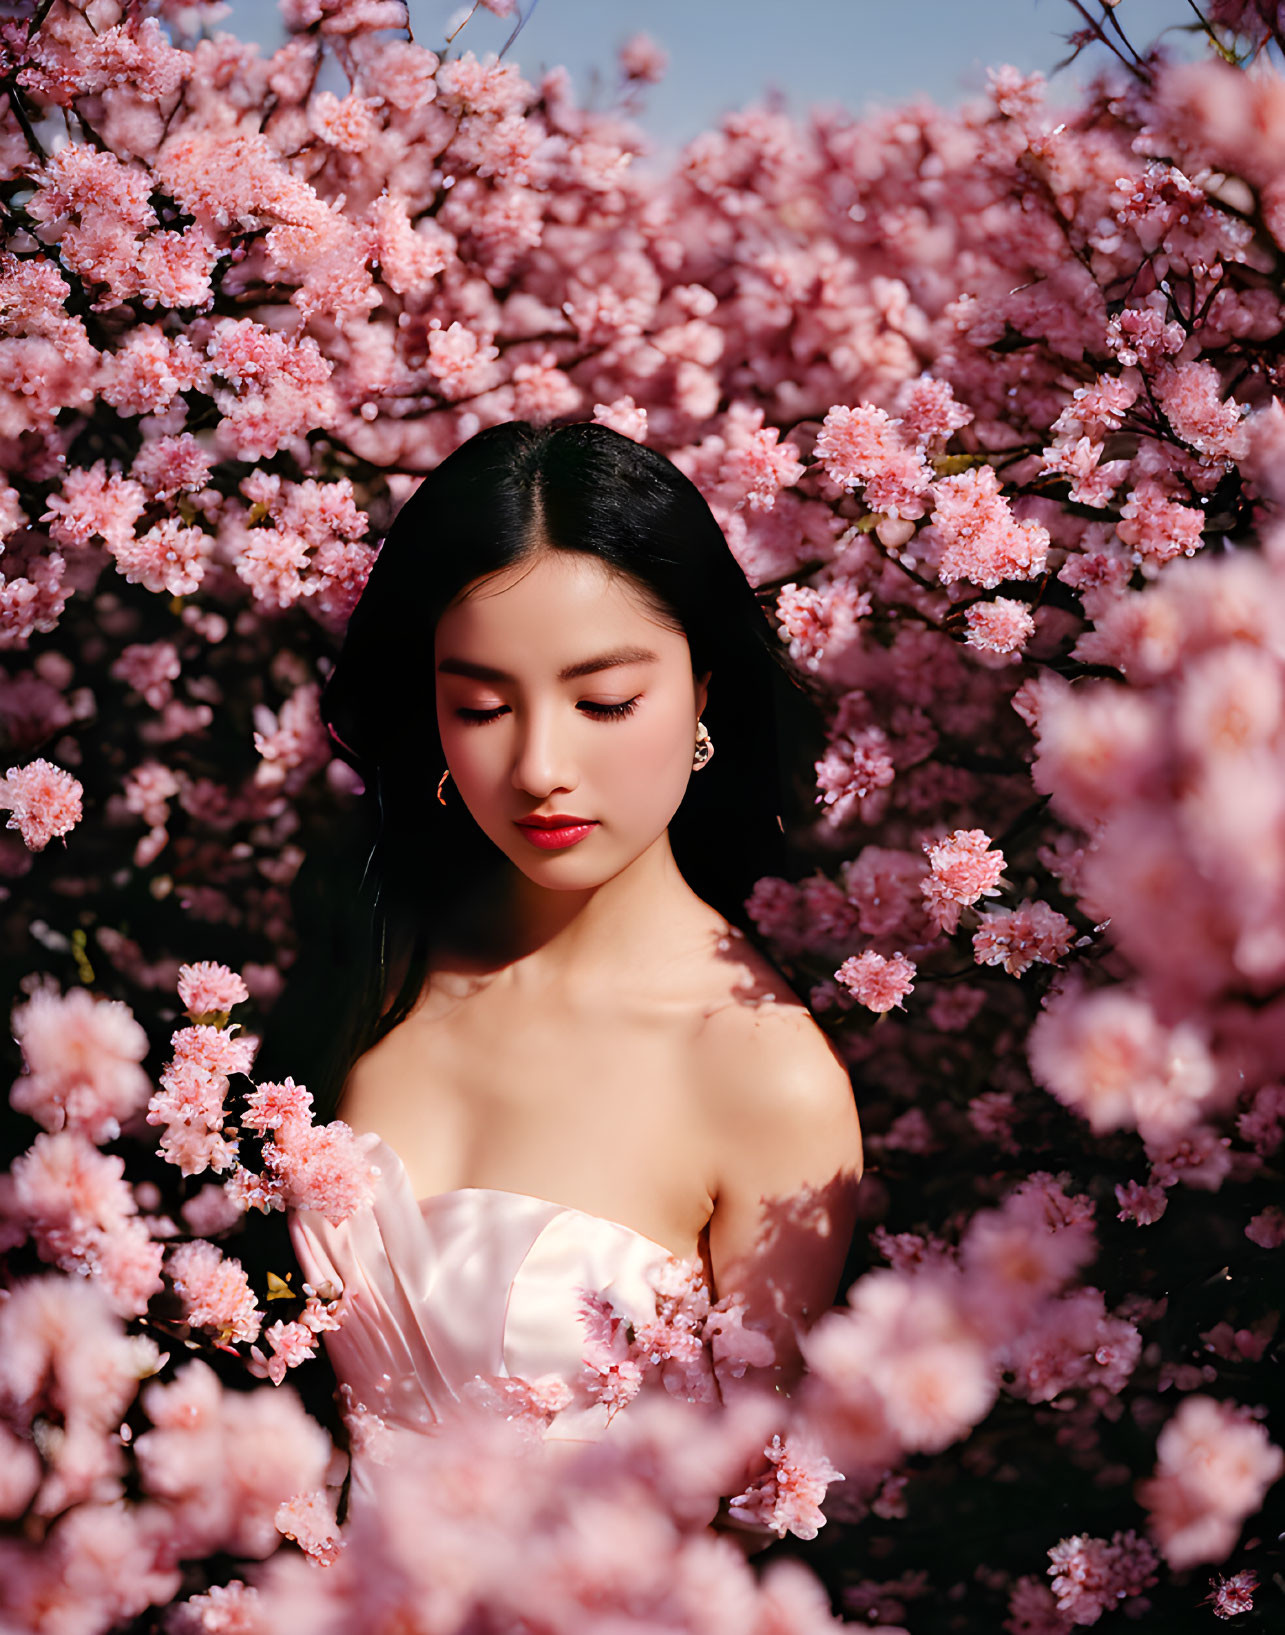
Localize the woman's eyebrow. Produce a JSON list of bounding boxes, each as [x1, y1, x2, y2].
[[437, 646, 659, 683]]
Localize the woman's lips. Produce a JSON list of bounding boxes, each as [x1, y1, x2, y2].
[[514, 816, 598, 851]]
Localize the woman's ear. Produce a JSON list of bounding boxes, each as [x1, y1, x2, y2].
[[695, 669, 711, 717]]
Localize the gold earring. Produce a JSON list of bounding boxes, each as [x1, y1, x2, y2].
[[436, 769, 451, 806], [692, 720, 714, 771]]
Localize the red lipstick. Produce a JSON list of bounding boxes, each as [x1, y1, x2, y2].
[[514, 814, 598, 851]]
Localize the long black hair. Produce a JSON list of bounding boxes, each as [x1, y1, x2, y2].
[[262, 421, 816, 1117]]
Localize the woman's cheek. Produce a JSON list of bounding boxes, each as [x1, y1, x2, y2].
[[608, 709, 693, 819]]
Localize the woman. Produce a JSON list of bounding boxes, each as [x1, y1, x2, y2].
[[279, 420, 864, 1509]]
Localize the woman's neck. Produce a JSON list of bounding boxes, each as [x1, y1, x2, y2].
[[442, 830, 715, 985]]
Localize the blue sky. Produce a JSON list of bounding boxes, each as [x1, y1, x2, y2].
[[224, 0, 1201, 156]]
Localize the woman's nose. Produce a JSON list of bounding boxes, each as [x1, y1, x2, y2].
[[511, 708, 577, 798]]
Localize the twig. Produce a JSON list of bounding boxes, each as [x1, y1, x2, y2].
[[1065, 0, 1148, 76], [444, 2, 480, 46], [5, 86, 47, 162], [499, 0, 542, 60]]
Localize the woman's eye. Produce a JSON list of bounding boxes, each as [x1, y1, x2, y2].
[[455, 698, 640, 723], [579, 697, 640, 720]]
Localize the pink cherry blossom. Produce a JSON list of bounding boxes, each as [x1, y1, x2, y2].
[[1, 1, 1284, 1620], [112, 642, 182, 709], [134, 1358, 332, 1559], [10, 1131, 165, 1318], [242, 1078, 315, 1134], [931, 466, 1050, 589], [308, 90, 382, 152], [178, 962, 250, 1018], [920, 828, 1006, 933], [0, 549, 72, 650], [814, 404, 933, 519], [261, 1113, 380, 1225], [0, 1273, 158, 1517], [1005, 1286, 1141, 1403], [958, 1182, 1096, 1337], [1117, 479, 1206, 566], [1028, 982, 1217, 1144], [1245, 1205, 1285, 1248], [727, 1432, 843, 1539], [1046, 1530, 1158, 1624], [776, 580, 871, 672], [110, 517, 210, 598], [0, 758, 83, 850], [166, 1581, 267, 1632], [964, 597, 1036, 656], [1136, 1395, 1284, 1568], [180, 1182, 245, 1240], [43, 463, 146, 552], [249, 1319, 319, 1385], [619, 34, 668, 84], [148, 1024, 257, 1177], [1205, 1570, 1258, 1620], [972, 901, 1074, 977], [1042, 434, 1129, 508], [1030, 678, 1165, 829], [834, 950, 917, 1013], [167, 1239, 263, 1344], [841, 846, 930, 940], [899, 374, 973, 448], [930, 984, 987, 1033], [11, 984, 150, 1143], [435, 50, 532, 118], [717, 424, 805, 512], [593, 396, 648, 441], [815, 720, 897, 826], [802, 1267, 996, 1466], [425, 320, 501, 401], [1154, 361, 1248, 463], [1115, 1181, 1170, 1226], [274, 1488, 343, 1565], [100, 327, 204, 417]]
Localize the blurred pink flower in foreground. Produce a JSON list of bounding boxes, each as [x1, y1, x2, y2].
[[11, 984, 150, 1142], [1028, 982, 1217, 1144], [2, 1, 1285, 1623], [134, 1358, 331, 1559], [1136, 1395, 1283, 1568], [620, 33, 668, 84], [10, 1130, 165, 1317]]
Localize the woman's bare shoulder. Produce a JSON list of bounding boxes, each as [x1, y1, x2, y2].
[[683, 934, 864, 1232], [688, 931, 857, 1124]]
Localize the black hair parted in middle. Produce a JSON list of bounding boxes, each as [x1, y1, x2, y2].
[[263, 420, 819, 1117]]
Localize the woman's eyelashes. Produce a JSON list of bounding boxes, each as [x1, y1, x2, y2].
[[579, 697, 640, 720], [454, 696, 641, 724]]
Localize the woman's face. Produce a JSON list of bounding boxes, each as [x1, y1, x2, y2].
[[434, 550, 708, 891]]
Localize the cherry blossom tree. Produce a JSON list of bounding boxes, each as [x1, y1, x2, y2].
[[2, 0, 1284, 1628]]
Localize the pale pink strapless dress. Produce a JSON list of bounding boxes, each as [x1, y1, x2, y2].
[[288, 1137, 677, 1500]]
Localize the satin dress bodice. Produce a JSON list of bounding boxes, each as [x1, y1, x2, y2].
[[288, 1138, 677, 1491]]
